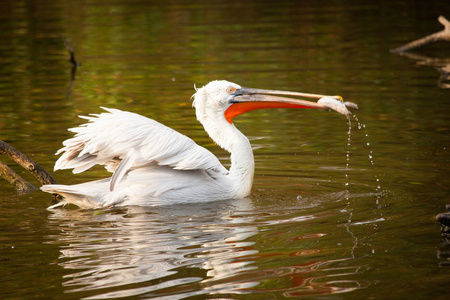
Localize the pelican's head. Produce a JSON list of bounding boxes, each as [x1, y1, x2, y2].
[[192, 80, 355, 125], [192, 80, 241, 123]]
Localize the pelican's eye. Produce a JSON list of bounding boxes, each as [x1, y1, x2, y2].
[[226, 87, 236, 94]]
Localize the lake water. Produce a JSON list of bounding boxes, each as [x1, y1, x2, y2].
[[1, 0, 449, 299]]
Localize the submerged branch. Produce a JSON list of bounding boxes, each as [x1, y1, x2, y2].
[[398, 52, 450, 88], [391, 16, 450, 53], [0, 140, 57, 190]]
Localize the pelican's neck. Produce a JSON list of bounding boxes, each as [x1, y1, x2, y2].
[[199, 114, 255, 197]]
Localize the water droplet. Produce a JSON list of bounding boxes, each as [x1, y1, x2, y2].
[[345, 118, 352, 187]]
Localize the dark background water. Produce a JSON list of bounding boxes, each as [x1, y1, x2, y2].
[[0, 0, 449, 299]]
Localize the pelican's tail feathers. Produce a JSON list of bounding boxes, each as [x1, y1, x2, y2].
[[41, 180, 111, 209]]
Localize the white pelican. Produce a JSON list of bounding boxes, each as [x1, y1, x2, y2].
[[41, 80, 355, 209]]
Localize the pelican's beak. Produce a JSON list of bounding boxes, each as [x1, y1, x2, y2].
[[225, 87, 357, 124]]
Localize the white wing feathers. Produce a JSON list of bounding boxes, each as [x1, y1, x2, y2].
[[109, 150, 135, 191], [54, 107, 228, 190]]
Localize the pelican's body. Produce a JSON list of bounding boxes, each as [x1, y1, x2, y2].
[[41, 80, 354, 209]]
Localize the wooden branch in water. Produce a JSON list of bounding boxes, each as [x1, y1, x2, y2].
[[62, 36, 78, 68], [0, 140, 57, 187], [436, 205, 450, 238], [0, 160, 38, 192], [391, 16, 450, 53], [62, 36, 79, 99]]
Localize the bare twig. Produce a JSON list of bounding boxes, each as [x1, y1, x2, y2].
[[0, 140, 57, 187], [391, 16, 450, 53]]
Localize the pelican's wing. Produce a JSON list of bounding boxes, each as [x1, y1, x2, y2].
[[54, 107, 228, 190]]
